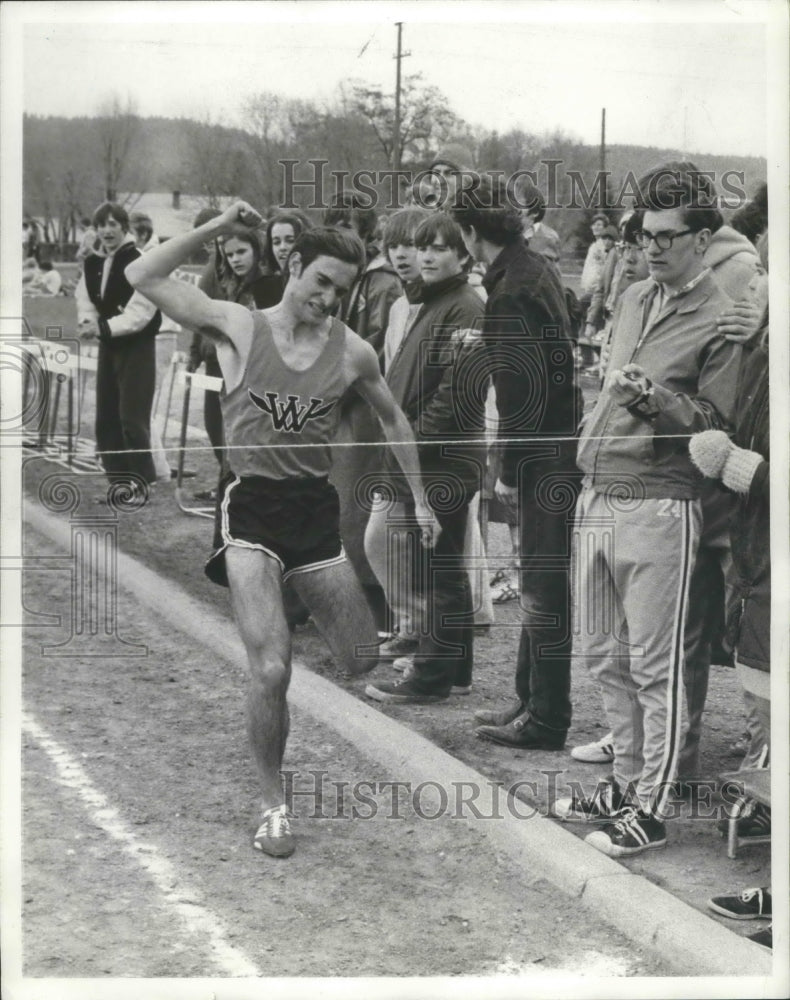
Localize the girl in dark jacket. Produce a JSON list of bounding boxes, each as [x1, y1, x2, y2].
[[215, 224, 283, 309]]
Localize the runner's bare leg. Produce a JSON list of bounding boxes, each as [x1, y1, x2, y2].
[[225, 546, 292, 812], [291, 561, 380, 675]]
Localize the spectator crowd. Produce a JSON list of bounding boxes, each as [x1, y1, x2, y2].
[[36, 156, 772, 941]]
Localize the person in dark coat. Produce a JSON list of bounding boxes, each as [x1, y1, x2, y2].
[[689, 231, 771, 784], [75, 202, 161, 498], [691, 323, 769, 692], [450, 175, 582, 748], [692, 239, 771, 951]]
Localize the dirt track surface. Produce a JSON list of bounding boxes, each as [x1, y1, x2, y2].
[[11, 302, 774, 984], [21, 521, 668, 980], [16, 457, 774, 985]]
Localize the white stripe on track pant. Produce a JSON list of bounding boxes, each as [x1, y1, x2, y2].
[[572, 487, 701, 819]]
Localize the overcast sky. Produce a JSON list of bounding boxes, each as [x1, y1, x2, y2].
[[9, 0, 780, 158]]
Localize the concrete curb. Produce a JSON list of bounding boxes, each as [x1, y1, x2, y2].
[[24, 503, 773, 978]]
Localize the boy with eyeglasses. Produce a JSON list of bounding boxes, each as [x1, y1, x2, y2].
[[554, 168, 742, 857]]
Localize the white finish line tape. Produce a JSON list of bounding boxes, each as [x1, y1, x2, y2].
[[22, 712, 260, 978]]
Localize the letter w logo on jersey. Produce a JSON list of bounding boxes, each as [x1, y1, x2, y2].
[[248, 389, 337, 433]]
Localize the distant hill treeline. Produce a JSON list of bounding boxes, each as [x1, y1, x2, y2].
[[23, 106, 767, 254]]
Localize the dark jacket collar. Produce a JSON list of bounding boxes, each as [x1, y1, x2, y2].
[[412, 271, 469, 304], [404, 278, 424, 304], [482, 239, 525, 293]]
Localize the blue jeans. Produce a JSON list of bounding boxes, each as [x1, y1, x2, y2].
[[405, 496, 473, 694], [514, 458, 579, 732], [95, 335, 156, 486]]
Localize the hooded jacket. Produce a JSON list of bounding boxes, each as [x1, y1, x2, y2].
[[341, 254, 402, 361], [525, 221, 561, 264], [585, 247, 620, 330], [704, 224, 764, 301]]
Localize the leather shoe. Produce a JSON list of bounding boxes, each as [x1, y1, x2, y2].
[[475, 713, 566, 750], [473, 699, 525, 727]]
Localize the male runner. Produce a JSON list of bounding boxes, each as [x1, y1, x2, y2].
[[126, 202, 437, 858]]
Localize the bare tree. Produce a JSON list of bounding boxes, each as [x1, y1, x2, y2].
[[96, 93, 140, 202], [241, 92, 293, 208], [347, 73, 463, 166], [471, 127, 542, 180], [186, 116, 247, 208], [24, 114, 100, 247]]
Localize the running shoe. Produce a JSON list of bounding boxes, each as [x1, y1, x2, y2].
[[253, 805, 294, 858], [707, 887, 772, 920], [570, 732, 615, 764], [746, 924, 772, 949], [553, 776, 628, 822], [716, 800, 771, 839], [584, 807, 667, 858]]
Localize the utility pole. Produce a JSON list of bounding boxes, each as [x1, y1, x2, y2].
[[599, 107, 607, 210], [392, 22, 410, 172]]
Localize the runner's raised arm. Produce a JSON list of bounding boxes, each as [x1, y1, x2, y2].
[[125, 201, 262, 352]]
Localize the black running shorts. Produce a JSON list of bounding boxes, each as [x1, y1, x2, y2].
[[205, 472, 345, 587]]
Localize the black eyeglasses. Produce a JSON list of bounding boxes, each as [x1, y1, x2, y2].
[[635, 229, 694, 251]]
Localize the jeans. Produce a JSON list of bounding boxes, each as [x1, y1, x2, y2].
[[407, 496, 474, 693], [514, 462, 578, 732], [95, 335, 157, 486]]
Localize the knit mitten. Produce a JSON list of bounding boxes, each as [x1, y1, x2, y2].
[[689, 430, 762, 494], [721, 445, 763, 494], [688, 430, 732, 477]]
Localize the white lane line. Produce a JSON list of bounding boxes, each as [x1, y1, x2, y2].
[[22, 711, 260, 978], [23, 503, 774, 978]]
